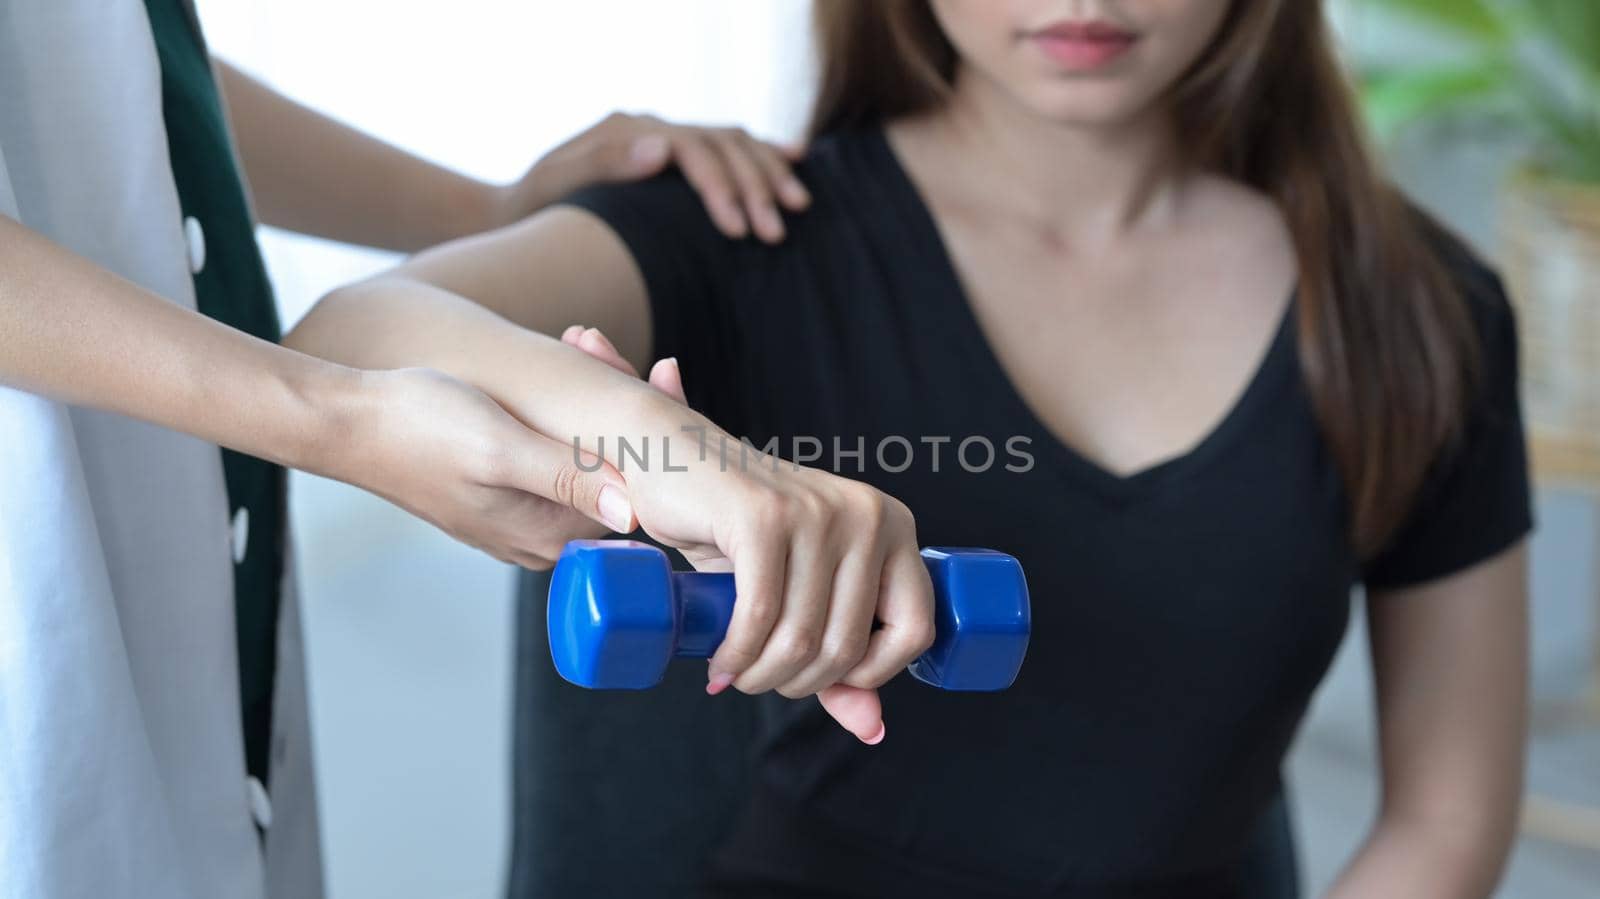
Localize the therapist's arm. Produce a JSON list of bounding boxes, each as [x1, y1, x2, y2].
[[216, 60, 809, 249], [0, 214, 644, 567]]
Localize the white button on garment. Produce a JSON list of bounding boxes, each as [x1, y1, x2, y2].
[[230, 506, 250, 564], [183, 215, 206, 274], [247, 776, 273, 830]]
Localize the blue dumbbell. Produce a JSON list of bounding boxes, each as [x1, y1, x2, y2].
[[548, 539, 1030, 691]]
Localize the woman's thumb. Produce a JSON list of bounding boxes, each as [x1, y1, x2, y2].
[[818, 685, 886, 745]]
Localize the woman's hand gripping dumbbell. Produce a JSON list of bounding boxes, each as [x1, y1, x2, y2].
[[549, 540, 1031, 692], [542, 327, 946, 743]]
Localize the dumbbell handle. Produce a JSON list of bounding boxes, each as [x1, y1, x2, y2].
[[550, 540, 1029, 691], [672, 571, 736, 658], [665, 556, 1031, 688]]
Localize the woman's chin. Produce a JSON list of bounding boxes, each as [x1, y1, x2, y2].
[[1009, 82, 1156, 131]]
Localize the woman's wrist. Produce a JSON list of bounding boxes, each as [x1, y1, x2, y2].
[[488, 361, 687, 475]]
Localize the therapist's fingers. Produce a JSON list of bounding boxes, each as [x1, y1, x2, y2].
[[509, 549, 558, 572], [571, 130, 674, 187], [564, 326, 640, 378], [564, 326, 686, 406], [493, 422, 636, 535], [647, 357, 687, 405], [513, 113, 806, 235], [507, 494, 611, 563], [708, 129, 786, 243], [735, 130, 811, 211], [670, 132, 750, 239]]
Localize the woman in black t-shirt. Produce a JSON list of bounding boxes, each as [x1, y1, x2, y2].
[[298, 2, 1533, 896]]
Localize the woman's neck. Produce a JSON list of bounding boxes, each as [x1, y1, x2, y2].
[[927, 65, 1186, 247]]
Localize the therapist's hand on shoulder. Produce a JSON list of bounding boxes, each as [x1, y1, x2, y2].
[[562, 326, 932, 745], [495, 112, 811, 244]]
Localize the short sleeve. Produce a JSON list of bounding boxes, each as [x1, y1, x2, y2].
[[1361, 252, 1535, 590], [560, 174, 747, 427]]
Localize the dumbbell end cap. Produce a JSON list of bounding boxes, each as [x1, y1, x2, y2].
[[548, 540, 676, 689], [909, 548, 1031, 691]]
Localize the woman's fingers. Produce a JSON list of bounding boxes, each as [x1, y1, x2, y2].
[[690, 481, 928, 704], [707, 527, 788, 693], [735, 525, 833, 695], [840, 542, 937, 690], [817, 684, 886, 745], [776, 538, 879, 698]]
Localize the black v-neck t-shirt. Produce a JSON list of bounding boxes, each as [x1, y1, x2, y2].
[[550, 128, 1532, 896]]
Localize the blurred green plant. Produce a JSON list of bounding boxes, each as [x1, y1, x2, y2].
[[1358, 0, 1600, 182]]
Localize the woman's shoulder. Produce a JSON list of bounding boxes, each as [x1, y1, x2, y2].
[[801, 127, 887, 167], [1187, 177, 1516, 336], [555, 127, 885, 240], [1396, 203, 1521, 411], [1408, 204, 1515, 324], [1179, 173, 1299, 285], [791, 127, 900, 204]]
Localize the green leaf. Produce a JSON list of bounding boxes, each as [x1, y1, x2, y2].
[[1515, 80, 1600, 182], [1363, 0, 1510, 44], [1360, 62, 1511, 141], [1506, 0, 1600, 86]]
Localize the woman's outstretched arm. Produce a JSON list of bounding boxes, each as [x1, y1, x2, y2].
[[287, 222, 932, 743], [310, 205, 660, 370]]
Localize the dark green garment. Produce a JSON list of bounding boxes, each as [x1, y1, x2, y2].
[[143, 0, 286, 788]]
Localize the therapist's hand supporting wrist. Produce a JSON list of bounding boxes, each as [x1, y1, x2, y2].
[[307, 365, 637, 570]]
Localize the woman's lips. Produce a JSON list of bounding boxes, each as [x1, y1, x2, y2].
[[1030, 21, 1138, 72]]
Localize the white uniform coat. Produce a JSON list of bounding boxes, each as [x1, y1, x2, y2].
[[0, 3, 322, 896]]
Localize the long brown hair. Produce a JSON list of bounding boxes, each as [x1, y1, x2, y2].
[[810, 0, 1479, 559]]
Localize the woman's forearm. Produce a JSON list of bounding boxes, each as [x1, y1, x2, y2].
[[287, 274, 937, 742], [0, 216, 359, 473], [1340, 550, 1529, 898], [217, 61, 499, 253], [1326, 813, 1512, 899], [286, 274, 689, 468]]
